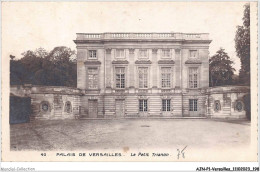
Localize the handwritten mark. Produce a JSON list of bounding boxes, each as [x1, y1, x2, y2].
[[177, 146, 187, 159]]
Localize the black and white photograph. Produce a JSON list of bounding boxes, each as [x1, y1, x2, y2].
[[1, 1, 258, 169]]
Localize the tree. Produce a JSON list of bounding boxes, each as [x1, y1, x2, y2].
[[209, 48, 235, 87], [235, 3, 250, 85], [10, 46, 77, 87]]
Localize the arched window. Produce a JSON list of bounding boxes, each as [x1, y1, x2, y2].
[[235, 101, 244, 112], [65, 101, 72, 113], [214, 100, 221, 112]]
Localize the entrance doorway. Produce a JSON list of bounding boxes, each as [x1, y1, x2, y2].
[[189, 99, 199, 116], [115, 99, 125, 118], [88, 100, 98, 118]]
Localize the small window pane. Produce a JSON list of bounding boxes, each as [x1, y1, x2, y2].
[[89, 50, 97, 59]]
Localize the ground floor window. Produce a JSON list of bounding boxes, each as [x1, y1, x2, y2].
[[139, 99, 148, 112], [162, 99, 171, 111], [214, 100, 221, 112], [65, 101, 72, 113], [189, 99, 198, 111], [41, 101, 50, 112]]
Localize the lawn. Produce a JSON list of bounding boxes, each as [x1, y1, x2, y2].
[[10, 119, 250, 151]]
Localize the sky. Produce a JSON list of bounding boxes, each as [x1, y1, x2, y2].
[[2, 2, 247, 74]]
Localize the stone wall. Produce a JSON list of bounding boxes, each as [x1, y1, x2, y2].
[[10, 85, 82, 120], [10, 85, 250, 120], [206, 86, 250, 119]]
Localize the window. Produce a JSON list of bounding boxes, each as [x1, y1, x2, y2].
[[162, 99, 171, 111], [162, 49, 170, 58], [214, 100, 221, 112], [189, 67, 198, 88], [88, 68, 98, 89], [115, 67, 125, 88], [138, 67, 148, 88], [189, 99, 198, 111], [139, 99, 148, 112], [235, 101, 243, 112], [190, 50, 197, 58], [42, 103, 49, 112], [116, 49, 125, 58], [139, 49, 148, 58], [41, 101, 50, 112], [65, 101, 72, 113], [89, 50, 97, 59], [161, 67, 172, 88]]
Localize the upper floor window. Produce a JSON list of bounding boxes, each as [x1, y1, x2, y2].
[[138, 67, 148, 88], [161, 67, 172, 88], [139, 49, 148, 58], [190, 50, 197, 58], [162, 49, 170, 58], [88, 68, 98, 89], [115, 67, 125, 88], [162, 99, 171, 112], [116, 49, 125, 58], [89, 50, 97, 59], [189, 67, 198, 88], [139, 99, 148, 112]]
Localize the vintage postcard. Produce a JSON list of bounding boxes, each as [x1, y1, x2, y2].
[[1, 1, 258, 166]]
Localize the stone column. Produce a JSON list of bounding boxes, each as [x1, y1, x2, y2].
[[105, 49, 112, 88], [175, 49, 181, 88], [152, 49, 158, 88], [129, 48, 135, 88], [76, 48, 87, 89]]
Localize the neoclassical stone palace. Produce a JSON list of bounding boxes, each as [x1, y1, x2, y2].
[[10, 32, 250, 120]]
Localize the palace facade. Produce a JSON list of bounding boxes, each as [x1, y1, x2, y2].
[[74, 32, 211, 118], [10, 32, 249, 121]]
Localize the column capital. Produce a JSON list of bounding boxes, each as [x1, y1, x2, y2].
[[175, 48, 181, 54], [129, 48, 135, 54], [106, 48, 112, 54], [152, 49, 158, 54]]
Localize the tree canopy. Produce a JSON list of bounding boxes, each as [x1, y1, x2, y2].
[[10, 46, 77, 87], [209, 48, 236, 87], [235, 3, 250, 85]]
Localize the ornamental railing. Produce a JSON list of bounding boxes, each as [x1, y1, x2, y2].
[[76, 32, 209, 40]]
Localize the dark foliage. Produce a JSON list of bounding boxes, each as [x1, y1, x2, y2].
[[209, 48, 235, 87], [235, 4, 250, 86], [10, 46, 77, 87], [243, 94, 251, 120]]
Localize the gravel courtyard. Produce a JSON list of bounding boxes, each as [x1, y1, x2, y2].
[[10, 119, 250, 151]]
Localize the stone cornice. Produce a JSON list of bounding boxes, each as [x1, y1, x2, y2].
[[185, 59, 202, 64], [112, 60, 129, 64], [135, 60, 152, 64], [158, 60, 175, 64], [84, 61, 101, 65]]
